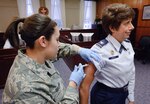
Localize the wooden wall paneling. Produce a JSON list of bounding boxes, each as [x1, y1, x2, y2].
[[136, 0, 143, 27], [137, 0, 150, 27], [122, 0, 138, 8], [135, 0, 150, 45], [97, 0, 106, 18], [96, 0, 150, 46]]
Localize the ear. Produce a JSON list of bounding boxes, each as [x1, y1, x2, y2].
[[109, 26, 115, 33], [38, 36, 47, 47]]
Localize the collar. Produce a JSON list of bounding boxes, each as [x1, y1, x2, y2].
[[106, 35, 127, 52], [18, 49, 56, 76]]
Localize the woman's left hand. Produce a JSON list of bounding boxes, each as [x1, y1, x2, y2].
[[79, 48, 100, 62], [79, 48, 106, 69]]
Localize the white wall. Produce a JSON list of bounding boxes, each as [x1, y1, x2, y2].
[[0, 0, 19, 32], [65, 0, 80, 28]]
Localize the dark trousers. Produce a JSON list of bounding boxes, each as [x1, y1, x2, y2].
[[90, 82, 128, 104]]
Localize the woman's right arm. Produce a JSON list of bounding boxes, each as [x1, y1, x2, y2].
[[57, 42, 80, 58]]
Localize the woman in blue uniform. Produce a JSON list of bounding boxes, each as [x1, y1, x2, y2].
[[79, 3, 135, 104]]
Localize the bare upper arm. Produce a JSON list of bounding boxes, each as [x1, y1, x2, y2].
[[80, 62, 96, 90]]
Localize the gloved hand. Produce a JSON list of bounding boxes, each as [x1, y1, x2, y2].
[[69, 63, 87, 86], [79, 48, 101, 62], [79, 48, 106, 69]]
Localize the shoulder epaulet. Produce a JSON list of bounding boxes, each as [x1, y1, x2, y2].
[[124, 39, 131, 43], [96, 39, 108, 48]]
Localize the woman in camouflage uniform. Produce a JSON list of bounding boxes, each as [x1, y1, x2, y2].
[[2, 14, 100, 104]]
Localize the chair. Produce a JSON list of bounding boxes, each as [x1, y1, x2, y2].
[[0, 48, 17, 89], [135, 36, 150, 64]]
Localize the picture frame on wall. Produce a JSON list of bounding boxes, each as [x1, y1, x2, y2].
[[142, 5, 150, 20]]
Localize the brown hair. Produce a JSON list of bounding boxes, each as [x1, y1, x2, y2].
[[102, 3, 135, 35], [38, 7, 49, 15], [5, 14, 57, 49]]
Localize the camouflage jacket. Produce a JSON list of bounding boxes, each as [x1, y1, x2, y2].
[[3, 43, 80, 104]]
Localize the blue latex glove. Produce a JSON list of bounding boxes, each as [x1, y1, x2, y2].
[[79, 48, 106, 69], [79, 48, 101, 62], [69, 63, 87, 86]]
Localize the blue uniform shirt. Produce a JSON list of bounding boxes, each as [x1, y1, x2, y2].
[[91, 35, 135, 102]]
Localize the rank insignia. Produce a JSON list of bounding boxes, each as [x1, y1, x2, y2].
[[110, 50, 114, 55]]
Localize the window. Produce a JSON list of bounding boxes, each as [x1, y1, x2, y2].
[[83, 1, 95, 29], [51, 0, 63, 28], [26, 0, 34, 17]]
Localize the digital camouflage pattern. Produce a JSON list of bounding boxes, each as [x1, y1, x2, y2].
[[3, 43, 80, 104]]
